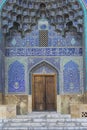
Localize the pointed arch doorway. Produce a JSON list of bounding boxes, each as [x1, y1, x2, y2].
[[31, 62, 58, 111]]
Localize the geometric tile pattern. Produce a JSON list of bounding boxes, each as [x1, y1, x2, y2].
[[1, 0, 83, 39], [82, 112, 87, 117], [28, 57, 60, 71], [39, 30, 48, 47], [6, 26, 39, 47], [0, 0, 87, 10], [5, 26, 82, 47], [48, 26, 82, 47], [5, 48, 82, 56], [0, 30, 3, 45], [33, 65, 55, 74], [0, 52, 2, 92], [0, 0, 84, 94], [63, 60, 80, 93], [83, 0, 87, 7], [2, 0, 83, 50], [0, 50, 4, 92], [8, 61, 25, 93], [29, 60, 59, 94]]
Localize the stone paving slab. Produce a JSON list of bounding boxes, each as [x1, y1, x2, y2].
[[2, 112, 87, 130], [2, 127, 87, 130]]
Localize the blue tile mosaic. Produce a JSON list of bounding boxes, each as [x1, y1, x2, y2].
[[5, 48, 82, 57], [0, 0, 86, 12], [6, 26, 39, 47], [33, 66, 55, 74], [28, 57, 60, 71], [6, 25, 82, 47], [0, 52, 2, 92], [0, 0, 84, 94], [84, 0, 87, 5], [29, 60, 59, 94], [63, 61, 81, 93], [0, 50, 4, 92], [8, 61, 25, 93], [48, 27, 82, 47], [28, 58, 60, 94], [0, 30, 3, 44]]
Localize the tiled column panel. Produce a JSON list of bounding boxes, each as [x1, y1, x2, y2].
[[0, 11, 5, 94], [0, 51, 2, 91]]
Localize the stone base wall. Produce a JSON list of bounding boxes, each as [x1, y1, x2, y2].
[[60, 94, 84, 114], [0, 105, 16, 119], [2, 93, 87, 116], [4, 95, 28, 115], [70, 104, 87, 118]]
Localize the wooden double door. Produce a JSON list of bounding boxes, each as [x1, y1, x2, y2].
[[32, 74, 57, 111]]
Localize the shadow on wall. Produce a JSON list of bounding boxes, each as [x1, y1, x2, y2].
[[16, 98, 27, 115]]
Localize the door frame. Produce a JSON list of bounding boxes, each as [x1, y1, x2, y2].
[[32, 74, 57, 111]]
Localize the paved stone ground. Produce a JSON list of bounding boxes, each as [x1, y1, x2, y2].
[[0, 112, 87, 130]]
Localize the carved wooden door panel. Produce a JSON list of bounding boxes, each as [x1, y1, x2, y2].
[[33, 75, 45, 111], [32, 74, 56, 111], [45, 75, 56, 111]]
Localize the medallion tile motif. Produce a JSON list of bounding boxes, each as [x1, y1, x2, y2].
[[8, 61, 25, 92]]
